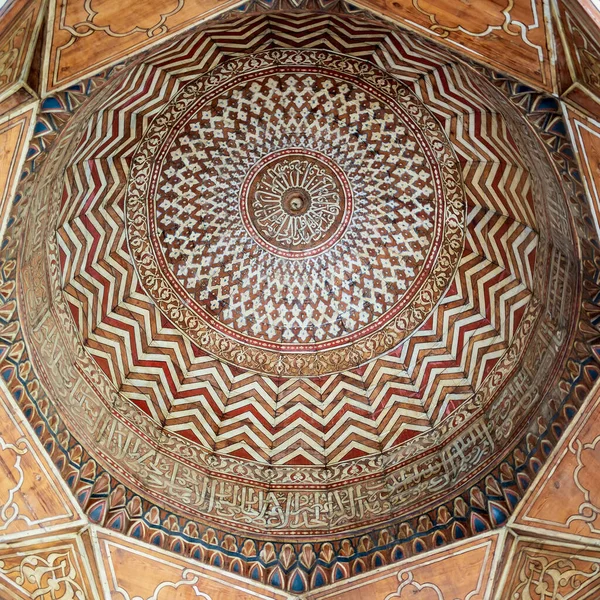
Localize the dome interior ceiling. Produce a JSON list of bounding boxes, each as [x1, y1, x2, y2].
[[4, 8, 596, 593]]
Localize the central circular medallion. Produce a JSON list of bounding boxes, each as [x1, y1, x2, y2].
[[241, 149, 353, 258], [126, 49, 466, 376]]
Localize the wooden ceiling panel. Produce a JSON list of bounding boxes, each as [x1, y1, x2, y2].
[[554, 0, 600, 116], [0, 378, 83, 544], [95, 529, 291, 600], [43, 0, 242, 94], [0, 105, 35, 238], [305, 532, 502, 600], [0, 533, 101, 600], [512, 380, 600, 546], [496, 536, 600, 600], [355, 0, 555, 91], [0, 0, 45, 101]]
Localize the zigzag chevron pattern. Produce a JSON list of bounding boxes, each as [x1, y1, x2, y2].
[[55, 15, 540, 468]]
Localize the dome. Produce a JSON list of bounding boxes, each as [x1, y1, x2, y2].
[[10, 9, 587, 591]]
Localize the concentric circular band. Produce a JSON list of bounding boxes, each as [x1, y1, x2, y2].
[[240, 148, 353, 259], [126, 49, 466, 376]]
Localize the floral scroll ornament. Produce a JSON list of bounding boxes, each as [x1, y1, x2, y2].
[[513, 554, 600, 600], [0, 552, 86, 600], [62, 0, 185, 39]]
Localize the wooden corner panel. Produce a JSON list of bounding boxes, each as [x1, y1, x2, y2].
[[0, 0, 45, 99], [356, 0, 555, 91], [44, 0, 241, 94]]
